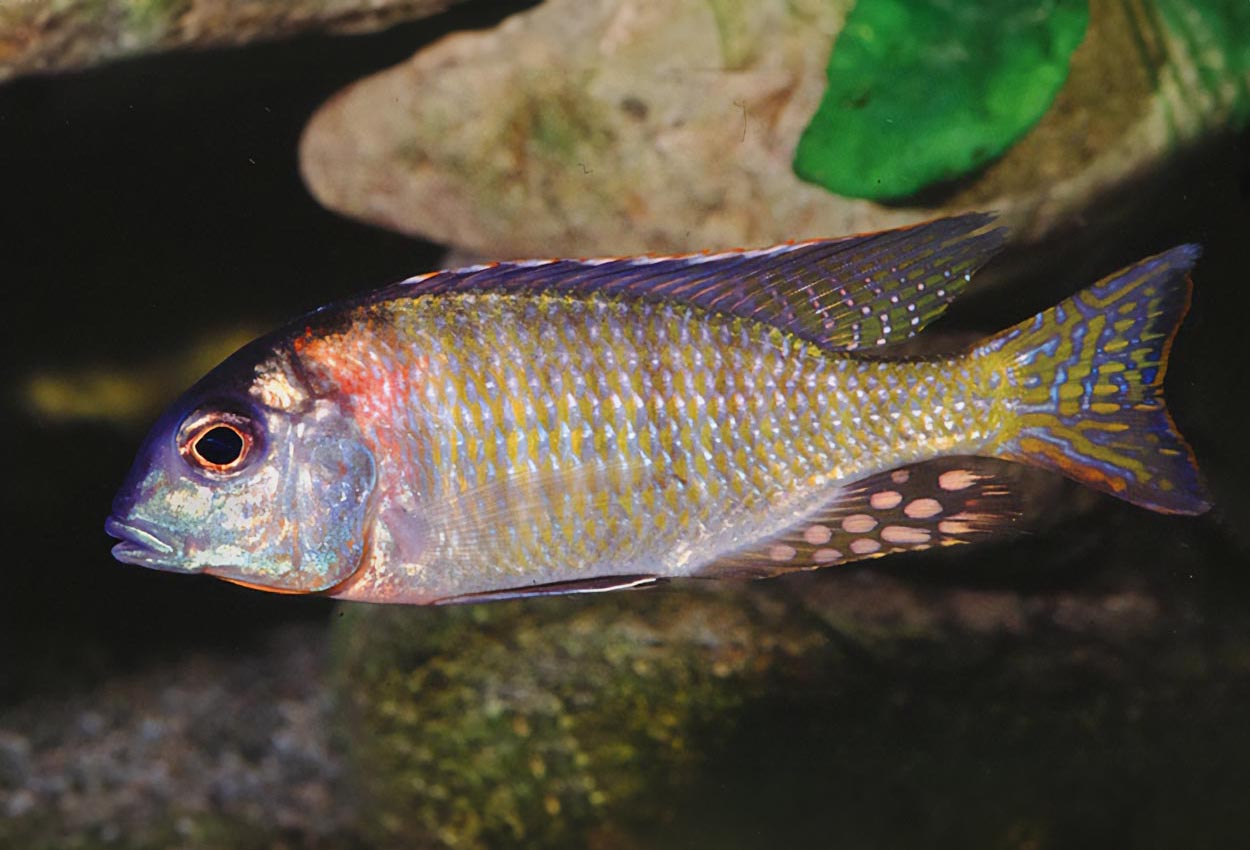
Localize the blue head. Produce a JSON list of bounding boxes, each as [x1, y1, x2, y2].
[[106, 343, 377, 593]]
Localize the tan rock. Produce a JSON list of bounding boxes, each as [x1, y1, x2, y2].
[[300, 0, 1248, 258]]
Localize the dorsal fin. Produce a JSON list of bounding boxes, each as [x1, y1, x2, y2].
[[389, 214, 1006, 351]]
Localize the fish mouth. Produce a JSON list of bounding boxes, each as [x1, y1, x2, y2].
[[104, 516, 191, 572]]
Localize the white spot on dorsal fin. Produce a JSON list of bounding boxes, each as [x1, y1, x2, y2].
[[624, 241, 809, 266], [398, 270, 441, 285]]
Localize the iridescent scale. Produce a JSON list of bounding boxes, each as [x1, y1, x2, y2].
[[310, 291, 996, 590]]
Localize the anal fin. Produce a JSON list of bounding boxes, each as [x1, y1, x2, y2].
[[696, 457, 1023, 579]]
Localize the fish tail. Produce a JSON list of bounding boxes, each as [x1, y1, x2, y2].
[[976, 245, 1210, 515]]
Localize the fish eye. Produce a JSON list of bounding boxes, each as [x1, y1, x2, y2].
[[196, 426, 244, 465], [179, 412, 257, 475]]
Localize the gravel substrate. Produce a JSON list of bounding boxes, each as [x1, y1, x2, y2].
[[0, 624, 355, 848]]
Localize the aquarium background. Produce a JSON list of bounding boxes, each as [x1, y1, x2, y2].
[[2, 2, 1249, 848]]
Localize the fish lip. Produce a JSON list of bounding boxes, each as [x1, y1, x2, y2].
[[104, 516, 190, 572]]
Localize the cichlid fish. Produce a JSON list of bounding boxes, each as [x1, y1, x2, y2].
[[106, 214, 1210, 604]]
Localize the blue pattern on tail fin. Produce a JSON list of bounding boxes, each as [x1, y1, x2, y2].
[[979, 246, 1210, 515]]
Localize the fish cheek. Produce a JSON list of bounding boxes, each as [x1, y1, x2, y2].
[[285, 433, 377, 592], [191, 464, 288, 572]]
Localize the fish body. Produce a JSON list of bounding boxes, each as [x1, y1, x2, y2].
[[107, 215, 1209, 603], [301, 293, 995, 603]]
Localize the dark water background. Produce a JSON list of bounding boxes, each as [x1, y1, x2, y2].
[[2, 1, 1249, 846], [2, 3, 531, 694]]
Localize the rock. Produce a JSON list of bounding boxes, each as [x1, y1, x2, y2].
[[0, 731, 31, 790], [0, 0, 462, 82], [328, 524, 1230, 850], [300, 0, 1250, 258], [0, 625, 354, 849], [332, 585, 836, 850]]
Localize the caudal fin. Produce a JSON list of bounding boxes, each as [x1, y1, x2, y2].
[[977, 246, 1210, 515]]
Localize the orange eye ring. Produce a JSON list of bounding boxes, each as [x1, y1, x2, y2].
[[179, 413, 256, 474]]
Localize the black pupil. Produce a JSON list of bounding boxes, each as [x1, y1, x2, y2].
[[195, 426, 244, 466]]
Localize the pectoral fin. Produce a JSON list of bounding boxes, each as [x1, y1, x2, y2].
[[434, 574, 664, 605], [392, 458, 648, 564]]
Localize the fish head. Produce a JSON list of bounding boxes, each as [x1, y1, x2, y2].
[[106, 342, 376, 593]]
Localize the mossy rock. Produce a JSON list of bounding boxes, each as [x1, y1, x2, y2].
[[331, 585, 836, 850], [332, 559, 1250, 850]]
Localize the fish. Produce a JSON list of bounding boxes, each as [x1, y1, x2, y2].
[[106, 214, 1210, 605]]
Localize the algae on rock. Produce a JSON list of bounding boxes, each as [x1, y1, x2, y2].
[[792, 0, 1089, 199], [332, 586, 835, 850]]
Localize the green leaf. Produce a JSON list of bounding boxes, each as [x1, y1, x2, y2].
[[793, 0, 1089, 200]]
